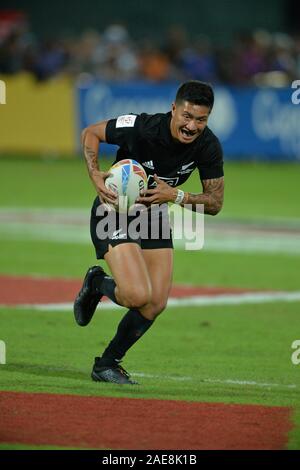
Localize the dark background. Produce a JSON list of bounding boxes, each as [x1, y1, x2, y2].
[[1, 0, 298, 42]]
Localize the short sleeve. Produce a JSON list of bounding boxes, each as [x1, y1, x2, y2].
[[198, 138, 224, 180], [105, 114, 140, 151]]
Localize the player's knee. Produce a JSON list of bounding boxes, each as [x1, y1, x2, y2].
[[152, 300, 168, 317], [121, 286, 152, 309], [143, 300, 168, 320]]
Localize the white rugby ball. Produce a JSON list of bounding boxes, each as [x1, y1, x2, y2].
[[105, 159, 148, 212]]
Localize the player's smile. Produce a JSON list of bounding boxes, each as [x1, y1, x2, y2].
[[171, 100, 210, 144], [180, 128, 198, 141]]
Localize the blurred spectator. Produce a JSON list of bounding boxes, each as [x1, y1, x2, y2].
[[0, 32, 24, 73], [0, 10, 36, 74], [31, 39, 69, 80], [91, 24, 139, 81], [295, 35, 300, 76], [233, 32, 267, 84], [267, 33, 296, 77], [179, 36, 217, 82], [66, 29, 101, 76], [138, 40, 171, 81], [0, 12, 299, 86]]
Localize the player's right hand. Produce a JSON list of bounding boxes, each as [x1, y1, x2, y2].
[[91, 170, 117, 205]]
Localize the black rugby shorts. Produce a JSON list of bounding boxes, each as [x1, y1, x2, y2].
[[90, 198, 173, 259]]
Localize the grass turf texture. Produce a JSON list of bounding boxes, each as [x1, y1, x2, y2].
[[1, 304, 300, 448], [0, 158, 300, 220], [0, 239, 299, 291], [0, 157, 300, 449], [0, 443, 81, 450], [1, 303, 299, 403], [0, 157, 299, 291]]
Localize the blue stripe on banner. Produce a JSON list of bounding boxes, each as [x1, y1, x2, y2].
[[77, 81, 300, 160]]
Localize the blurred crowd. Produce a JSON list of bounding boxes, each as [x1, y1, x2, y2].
[[1, 11, 300, 86]]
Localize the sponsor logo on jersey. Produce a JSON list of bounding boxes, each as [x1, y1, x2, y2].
[[116, 115, 137, 128], [142, 160, 154, 170]]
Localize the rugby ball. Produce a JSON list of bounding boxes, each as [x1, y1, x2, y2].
[[105, 159, 148, 212]]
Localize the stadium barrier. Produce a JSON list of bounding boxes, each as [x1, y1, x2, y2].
[[1, 76, 299, 160], [0, 73, 76, 155], [77, 81, 300, 161]]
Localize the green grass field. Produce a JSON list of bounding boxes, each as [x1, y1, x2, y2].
[[0, 157, 300, 449]]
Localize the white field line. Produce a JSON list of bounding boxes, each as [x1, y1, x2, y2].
[[131, 372, 297, 390], [1, 221, 300, 254], [2, 207, 300, 228], [1, 208, 300, 255], [6, 362, 296, 390], [2, 290, 300, 311], [133, 373, 297, 389]]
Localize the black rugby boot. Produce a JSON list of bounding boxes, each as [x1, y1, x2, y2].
[[73, 266, 106, 326], [91, 357, 138, 385]]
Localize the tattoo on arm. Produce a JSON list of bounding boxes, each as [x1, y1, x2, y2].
[[184, 177, 224, 215], [83, 145, 99, 175]]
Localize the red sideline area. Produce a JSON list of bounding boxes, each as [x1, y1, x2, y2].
[[0, 391, 291, 450], [0, 275, 255, 305]]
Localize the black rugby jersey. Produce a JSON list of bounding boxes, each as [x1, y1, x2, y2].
[[105, 112, 224, 188]]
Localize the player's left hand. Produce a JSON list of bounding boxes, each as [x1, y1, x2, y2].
[[137, 174, 177, 204]]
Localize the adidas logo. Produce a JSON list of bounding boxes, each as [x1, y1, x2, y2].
[[142, 160, 154, 170]]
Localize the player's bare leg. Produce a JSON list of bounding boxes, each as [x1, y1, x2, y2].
[[103, 243, 152, 309], [101, 245, 173, 320], [139, 248, 173, 320], [89, 243, 152, 384], [90, 244, 172, 384]]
